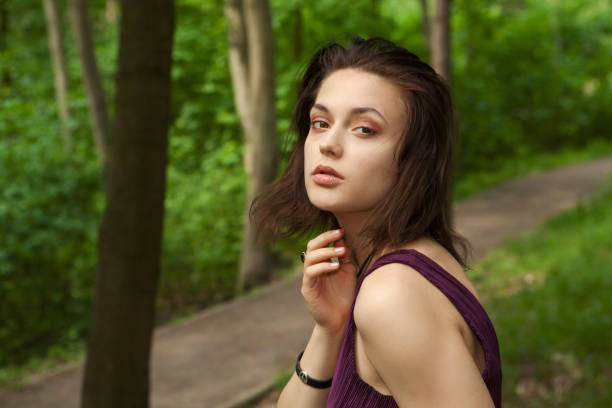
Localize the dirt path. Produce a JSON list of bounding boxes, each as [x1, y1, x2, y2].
[[1, 156, 611, 408]]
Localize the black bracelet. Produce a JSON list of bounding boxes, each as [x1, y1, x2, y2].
[[295, 350, 333, 389]]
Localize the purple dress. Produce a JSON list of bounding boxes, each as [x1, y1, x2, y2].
[[326, 249, 502, 407]]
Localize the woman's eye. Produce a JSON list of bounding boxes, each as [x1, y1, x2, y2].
[[311, 120, 329, 129], [356, 126, 376, 135]]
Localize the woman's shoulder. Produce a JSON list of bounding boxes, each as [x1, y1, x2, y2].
[[354, 248, 459, 333], [355, 236, 482, 331], [352, 250, 493, 406], [380, 236, 482, 303], [353, 256, 456, 366]]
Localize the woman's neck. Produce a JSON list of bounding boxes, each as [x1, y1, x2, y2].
[[335, 212, 375, 267]]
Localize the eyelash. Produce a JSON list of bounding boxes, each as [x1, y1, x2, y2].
[[310, 120, 377, 136]]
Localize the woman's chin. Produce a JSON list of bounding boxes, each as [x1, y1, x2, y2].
[[309, 199, 344, 213], [309, 199, 358, 215]]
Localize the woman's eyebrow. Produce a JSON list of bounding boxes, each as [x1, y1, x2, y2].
[[312, 103, 388, 125]]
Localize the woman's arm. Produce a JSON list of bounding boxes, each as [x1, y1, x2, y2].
[[278, 229, 359, 408], [354, 262, 495, 408], [277, 324, 343, 408]]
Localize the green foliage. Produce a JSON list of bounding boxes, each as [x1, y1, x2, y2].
[[454, 138, 612, 200], [0, 0, 106, 377], [171, 0, 239, 169], [473, 177, 612, 406], [158, 138, 245, 318], [452, 0, 612, 174], [0, 133, 102, 369]]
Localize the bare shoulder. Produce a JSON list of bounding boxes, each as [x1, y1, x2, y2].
[[352, 240, 494, 406], [355, 236, 480, 326], [354, 260, 453, 340], [353, 259, 464, 390]]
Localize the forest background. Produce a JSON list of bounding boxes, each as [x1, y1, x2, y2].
[[1, 0, 611, 405]]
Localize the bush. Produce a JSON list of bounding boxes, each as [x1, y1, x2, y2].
[[0, 133, 102, 368]]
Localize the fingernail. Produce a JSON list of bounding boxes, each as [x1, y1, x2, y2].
[[330, 262, 339, 267], [334, 247, 344, 253]]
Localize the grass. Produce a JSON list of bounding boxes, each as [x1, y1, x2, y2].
[[454, 138, 612, 200], [471, 176, 612, 407], [0, 339, 85, 390]]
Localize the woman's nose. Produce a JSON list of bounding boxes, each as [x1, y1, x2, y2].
[[319, 129, 343, 157]]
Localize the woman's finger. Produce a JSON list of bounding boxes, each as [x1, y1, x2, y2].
[[305, 229, 343, 252], [303, 246, 346, 266], [333, 238, 353, 264], [303, 261, 341, 279]]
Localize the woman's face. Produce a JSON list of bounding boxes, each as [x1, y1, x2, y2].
[[304, 68, 407, 216]]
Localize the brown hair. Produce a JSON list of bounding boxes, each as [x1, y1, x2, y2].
[[250, 36, 471, 268]]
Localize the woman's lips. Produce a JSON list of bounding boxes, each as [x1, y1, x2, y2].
[[312, 165, 343, 185], [312, 173, 344, 185]]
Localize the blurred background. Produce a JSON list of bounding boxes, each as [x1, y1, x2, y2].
[[1, 0, 611, 406]]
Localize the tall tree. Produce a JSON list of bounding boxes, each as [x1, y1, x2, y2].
[[225, 0, 278, 291], [105, 0, 117, 23], [419, 0, 431, 53], [0, 0, 10, 86], [431, 0, 451, 83], [69, 0, 110, 167], [80, 0, 175, 407], [42, 0, 72, 151]]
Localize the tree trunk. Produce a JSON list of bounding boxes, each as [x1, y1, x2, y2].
[[225, 0, 278, 292], [431, 0, 451, 83], [419, 0, 431, 53], [0, 0, 10, 87], [79, 1, 174, 407], [225, 0, 249, 121], [69, 0, 110, 167], [42, 0, 72, 151], [105, 0, 118, 23]]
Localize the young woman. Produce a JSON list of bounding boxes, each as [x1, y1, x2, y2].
[[251, 37, 502, 407]]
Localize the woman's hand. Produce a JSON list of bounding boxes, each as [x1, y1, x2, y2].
[[301, 229, 357, 336]]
